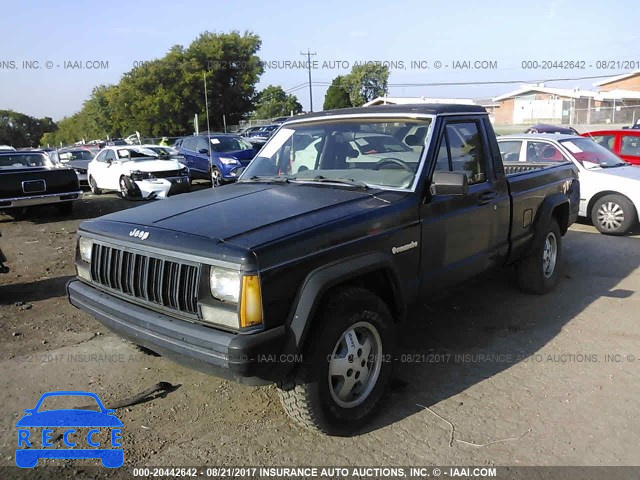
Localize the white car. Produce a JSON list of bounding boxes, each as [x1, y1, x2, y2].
[[0, 145, 16, 151], [291, 132, 422, 173], [498, 133, 640, 235], [87, 146, 190, 199]]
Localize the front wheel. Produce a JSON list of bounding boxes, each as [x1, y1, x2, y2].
[[591, 194, 636, 235], [278, 287, 396, 435], [516, 218, 562, 294], [89, 176, 102, 195], [210, 166, 224, 188]]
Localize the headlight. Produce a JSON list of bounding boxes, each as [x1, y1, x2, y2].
[[219, 157, 239, 165], [79, 237, 93, 263], [209, 267, 240, 303], [130, 170, 152, 180]]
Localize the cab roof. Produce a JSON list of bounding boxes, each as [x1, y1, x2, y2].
[[286, 104, 487, 122]]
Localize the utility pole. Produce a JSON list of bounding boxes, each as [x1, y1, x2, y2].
[[300, 49, 317, 112]]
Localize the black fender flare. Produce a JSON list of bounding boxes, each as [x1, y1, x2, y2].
[[286, 252, 406, 353], [530, 192, 570, 251]]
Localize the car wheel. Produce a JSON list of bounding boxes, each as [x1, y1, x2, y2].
[[119, 175, 138, 199], [516, 218, 562, 294], [591, 194, 636, 235], [210, 166, 223, 188], [278, 286, 396, 435], [57, 202, 73, 215], [89, 176, 102, 195]]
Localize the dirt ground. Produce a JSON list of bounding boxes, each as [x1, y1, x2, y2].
[[1, 191, 639, 477]]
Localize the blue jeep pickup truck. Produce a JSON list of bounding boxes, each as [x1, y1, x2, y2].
[[68, 104, 579, 435]]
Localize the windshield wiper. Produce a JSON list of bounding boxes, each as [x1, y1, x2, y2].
[[601, 163, 627, 168], [239, 175, 292, 184], [294, 175, 369, 189]]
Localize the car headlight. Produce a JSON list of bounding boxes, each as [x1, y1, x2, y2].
[[79, 237, 93, 263], [130, 170, 152, 180], [219, 157, 239, 165], [209, 267, 240, 303], [180, 165, 189, 175], [203, 268, 263, 329]]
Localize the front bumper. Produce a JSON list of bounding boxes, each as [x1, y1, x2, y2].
[[0, 191, 82, 209], [67, 280, 289, 385], [134, 176, 190, 199]]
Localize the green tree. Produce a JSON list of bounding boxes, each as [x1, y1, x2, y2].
[[251, 85, 302, 119], [0, 110, 57, 147], [323, 76, 352, 110], [342, 63, 389, 107]]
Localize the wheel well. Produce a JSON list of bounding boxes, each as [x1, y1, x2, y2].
[[552, 202, 570, 234], [587, 191, 631, 218], [319, 269, 403, 322]]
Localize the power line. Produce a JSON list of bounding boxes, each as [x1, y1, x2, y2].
[[300, 49, 317, 111]]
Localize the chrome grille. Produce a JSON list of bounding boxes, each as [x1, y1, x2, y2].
[[90, 243, 199, 314]]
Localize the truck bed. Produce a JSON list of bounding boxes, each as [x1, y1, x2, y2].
[[503, 161, 570, 176]]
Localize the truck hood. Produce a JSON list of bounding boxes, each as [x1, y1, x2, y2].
[[90, 182, 394, 248]]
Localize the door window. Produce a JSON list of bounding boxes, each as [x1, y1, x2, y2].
[[621, 135, 640, 157], [498, 140, 523, 163], [436, 121, 487, 185], [526, 141, 565, 162], [589, 135, 616, 152]]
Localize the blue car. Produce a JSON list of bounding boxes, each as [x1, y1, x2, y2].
[[178, 134, 256, 187], [15, 391, 124, 468]]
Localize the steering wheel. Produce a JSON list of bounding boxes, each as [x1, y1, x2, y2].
[[373, 157, 413, 173]]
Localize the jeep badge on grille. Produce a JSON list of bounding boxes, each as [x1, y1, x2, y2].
[[129, 229, 150, 240]]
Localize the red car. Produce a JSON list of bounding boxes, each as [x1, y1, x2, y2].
[[581, 129, 640, 165]]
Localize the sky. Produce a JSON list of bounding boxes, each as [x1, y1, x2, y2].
[[0, 0, 638, 121]]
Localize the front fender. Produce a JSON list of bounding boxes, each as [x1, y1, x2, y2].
[[286, 252, 405, 353]]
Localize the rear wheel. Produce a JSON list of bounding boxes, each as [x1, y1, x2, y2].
[[516, 218, 562, 294], [591, 194, 636, 235], [89, 176, 102, 195], [278, 287, 395, 435]]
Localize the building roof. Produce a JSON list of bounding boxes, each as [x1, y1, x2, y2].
[[493, 85, 640, 102], [363, 96, 475, 107], [593, 70, 640, 87]]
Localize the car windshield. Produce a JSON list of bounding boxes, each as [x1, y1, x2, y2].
[[116, 147, 159, 160], [210, 136, 252, 153], [59, 150, 94, 161], [560, 138, 627, 167], [0, 154, 50, 169], [146, 146, 177, 157], [239, 118, 432, 189]]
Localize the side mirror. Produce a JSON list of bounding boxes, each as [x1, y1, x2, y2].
[[430, 171, 468, 196], [199, 148, 209, 155]]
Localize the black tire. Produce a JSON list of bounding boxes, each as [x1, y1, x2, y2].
[[89, 176, 102, 195], [119, 175, 139, 200], [277, 286, 396, 436], [57, 202, 73, 215], [516, 218, 562, 295], [591, 194, 636, 236]]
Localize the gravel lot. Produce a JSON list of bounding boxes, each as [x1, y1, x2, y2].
[[1, 191, 639, 476]]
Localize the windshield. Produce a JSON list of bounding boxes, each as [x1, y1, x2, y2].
[[116, 147, 160, 160], [560, 138, 626, 167], [59, 150, 94, 161], [146, 146, 178, 157], [0, 153, 50, 169], [210, 136, 253, 153], [239, 118, 432, 189]]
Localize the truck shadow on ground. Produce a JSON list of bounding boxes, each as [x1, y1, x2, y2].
[[362, 228, 639, 434], [0, 275, 75, 305]]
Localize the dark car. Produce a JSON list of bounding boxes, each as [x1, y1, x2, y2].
[[51, 148, 95, 186], [0, 151, 81, 216], [178, 134, 255, 186], [525, 124, 579, 135], [69, 104, 579, 435]]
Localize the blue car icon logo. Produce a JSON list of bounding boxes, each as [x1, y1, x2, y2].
[[15, 391, 123, 468]]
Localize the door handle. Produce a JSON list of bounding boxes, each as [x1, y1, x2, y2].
[[478, 191, 497, 205]]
